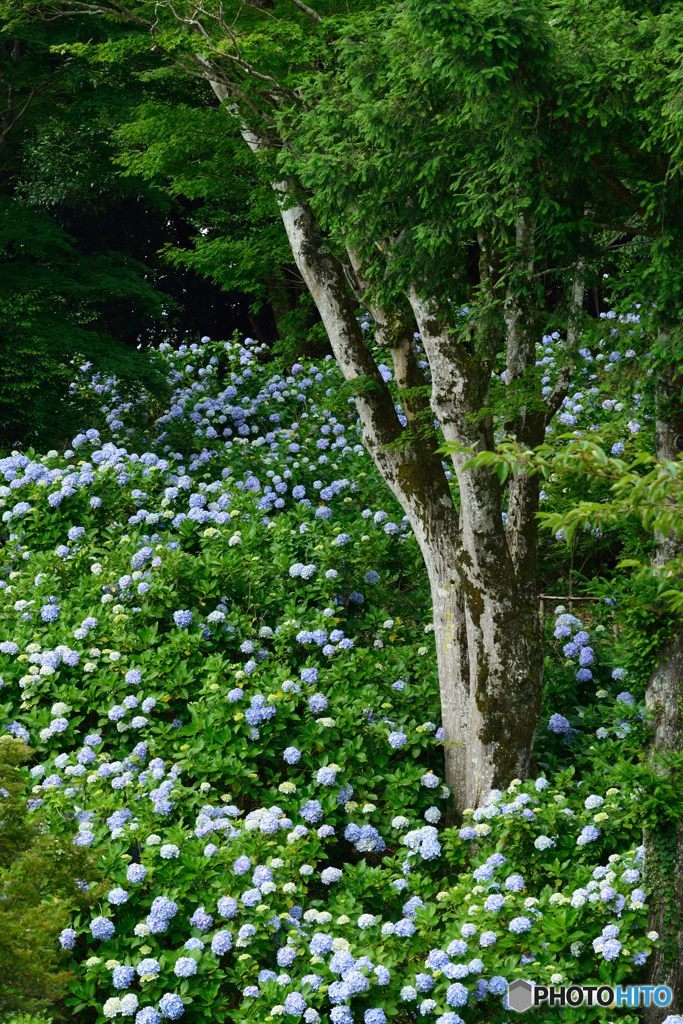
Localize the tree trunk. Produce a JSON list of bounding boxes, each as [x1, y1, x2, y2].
[[462, 576, 543, 803], [338, 258, 477, 807], [408, 288, 544, 804], [644, 366, 683, 1021], [423, 536, 470, 814], [643, 632, 683, 1022], [274, 190, 483, 807], [211, 78, 544, 809], [420, 532, 543, 810], [289, 222, 545, 806]]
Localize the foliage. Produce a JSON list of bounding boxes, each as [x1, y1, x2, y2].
[[0, 17, 169, 447], [0, 335, 672, 1023], [0, 0, 681, 1019], [0, 738, 94, 1017], [0, 196, 173, 448], [113, 101, 302, 329], [0, 10, 289, 449]]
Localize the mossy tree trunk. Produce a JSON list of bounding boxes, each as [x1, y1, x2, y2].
[[206, 78, 549, 809], [270, 185, 547, 809], [644, 368, 683, 1021]]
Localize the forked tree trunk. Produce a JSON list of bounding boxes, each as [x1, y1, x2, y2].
[[211, 77, 545, 808], [280, 193, 545, 806], [280, 197, 545, 808], [275, 191, 481, 806]]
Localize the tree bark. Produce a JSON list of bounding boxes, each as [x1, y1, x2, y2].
[[463, 587, 543, 800], [408, 288, 544, 803], [210, 78, 545, 809], [426, 542, 470, 816], [272, 184, 481, 806], [644, 364, 683, 1021]]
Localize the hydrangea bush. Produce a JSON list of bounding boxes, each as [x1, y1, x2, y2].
[[0, 331, 663, 1023]]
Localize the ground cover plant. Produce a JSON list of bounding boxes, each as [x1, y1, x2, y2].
[[0, 324, 679, 1024]]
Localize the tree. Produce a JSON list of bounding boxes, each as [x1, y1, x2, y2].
[[21, 0, 682, 815], [0, 9, 289, 449], [113, 98, 314, 346]]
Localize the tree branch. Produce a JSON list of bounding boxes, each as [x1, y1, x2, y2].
[[286, 0, 323, 23]]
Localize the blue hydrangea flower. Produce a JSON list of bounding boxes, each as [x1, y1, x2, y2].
[[509, 916, 532, 934], [284, 992, 307, 1016], [159, 993, 184, 1020], [137, 959, 161, 978], [548, 713, 571, 735], [446, 983, 469, 1007], [364, 1012, 386, 1024], [90, 916, 115, 940], [173, 957, 197, 978], [577, 825, 601, 846], [135, 1009, 161, 1024], [113, 965, 135, 989]]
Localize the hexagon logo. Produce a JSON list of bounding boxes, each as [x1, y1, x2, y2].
[[508, 979, 535, 1013]]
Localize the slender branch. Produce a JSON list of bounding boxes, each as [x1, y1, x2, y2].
[[0, 84, 35, 152], [286, 0, 323, 22], [589, 221, 657, 238], [42, 1, 151, 27]]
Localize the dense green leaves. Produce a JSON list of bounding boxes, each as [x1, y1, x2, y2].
[[0, 739, 94, 1017], [0, 9, 298, 448], [0, 337, 667, 1024]]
